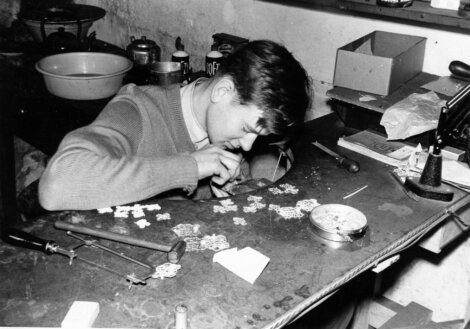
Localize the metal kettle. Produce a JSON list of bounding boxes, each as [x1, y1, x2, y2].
[[40, 16, 83, 54], [126, 36, 161, 66]]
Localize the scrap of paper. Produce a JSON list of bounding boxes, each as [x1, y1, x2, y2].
[[213, 247, 270, 284], [422, 76, 466, 97]]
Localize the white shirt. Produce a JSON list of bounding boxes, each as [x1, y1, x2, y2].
[[180, 78, 209, 150]]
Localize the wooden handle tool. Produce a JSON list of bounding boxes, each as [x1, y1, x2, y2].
[[54, 221, 186, 263]]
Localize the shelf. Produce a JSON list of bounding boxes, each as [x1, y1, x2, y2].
[[262, 0, 470, 32], [326, 72, 441, 113], [337, 0, 470, 31]]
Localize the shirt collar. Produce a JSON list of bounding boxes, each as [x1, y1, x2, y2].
[[180, 78, 209, 150]]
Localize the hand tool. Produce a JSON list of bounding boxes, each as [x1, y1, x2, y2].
[[54, 221, 186, 264], [4, 228, 74, 258], [312, 141, 360, 173], [4, 228, 156, 286]]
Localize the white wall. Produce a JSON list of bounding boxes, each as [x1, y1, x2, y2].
[[77, 0, 470, 119]]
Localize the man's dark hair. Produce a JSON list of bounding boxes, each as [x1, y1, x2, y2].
[[217, 40, 311, 143]]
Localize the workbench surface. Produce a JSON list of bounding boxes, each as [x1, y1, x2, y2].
[[1, 113, 469, 329]]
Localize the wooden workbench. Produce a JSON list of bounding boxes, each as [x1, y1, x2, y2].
[[1, 113, 469, 329]]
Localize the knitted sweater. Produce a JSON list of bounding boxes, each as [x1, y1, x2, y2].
[[38, 84, 199, 210]]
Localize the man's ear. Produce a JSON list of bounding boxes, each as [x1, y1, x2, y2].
[[210, 77, 235, 103]]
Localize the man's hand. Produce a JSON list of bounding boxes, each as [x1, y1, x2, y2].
[[190, 145, 242, 186]]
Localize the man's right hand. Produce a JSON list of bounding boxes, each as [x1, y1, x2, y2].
[[190, 145, 242, 186]]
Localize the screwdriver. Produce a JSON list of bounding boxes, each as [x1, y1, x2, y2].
[[312, 141, 360, 173], [3, 228, 75, 258]]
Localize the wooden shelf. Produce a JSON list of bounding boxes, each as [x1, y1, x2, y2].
[[337, 0, 470, 31], [326, 72, 441, 114], [262, 0, 470, 31]]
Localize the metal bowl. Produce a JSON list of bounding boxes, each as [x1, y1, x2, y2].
[[36, 52, 133, 100], [149, 61, 182, 86], [309, 204, 368, 242]]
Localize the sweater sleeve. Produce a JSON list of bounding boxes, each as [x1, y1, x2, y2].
[[38, 100, 199, 211]]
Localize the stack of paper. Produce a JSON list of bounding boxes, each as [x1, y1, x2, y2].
[[338, 130, 415, 167]]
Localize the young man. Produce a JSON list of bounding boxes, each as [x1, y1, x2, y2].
[[38, 40, 311, 210]]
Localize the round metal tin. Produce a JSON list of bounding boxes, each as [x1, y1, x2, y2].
[[309, 204, 368, 242]]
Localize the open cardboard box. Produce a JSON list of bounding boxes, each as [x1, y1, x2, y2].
[[333, 31, 426, 95]]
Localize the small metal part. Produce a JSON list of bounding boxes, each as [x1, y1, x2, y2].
[[66, 231, 156, 285], [271, 151, 284, 182], [168, 240, 187, 264], [343, 185, 368, 200]]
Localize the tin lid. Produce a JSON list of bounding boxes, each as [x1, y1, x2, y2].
[[309, 204, 367, 236]]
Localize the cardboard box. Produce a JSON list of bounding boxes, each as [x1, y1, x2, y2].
[[333, 31, 426, 95]]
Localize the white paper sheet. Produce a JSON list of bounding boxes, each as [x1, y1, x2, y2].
[[213, 247, 270, 284]]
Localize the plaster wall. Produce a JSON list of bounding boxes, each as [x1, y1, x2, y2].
[[2, 0, 470, 323], [76, 0, 470, 121]]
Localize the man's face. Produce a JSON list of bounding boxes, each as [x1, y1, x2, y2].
[[206, 98, 267, 152]]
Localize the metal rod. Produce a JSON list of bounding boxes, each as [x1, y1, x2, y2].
[[55, 221, 172, 252], [76, 256, 147, 285], [447, 83, 470, 108], [67, 232, 154, 270]]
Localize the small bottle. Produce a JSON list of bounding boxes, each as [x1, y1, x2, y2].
[[171, 36, 190, 84], [205, 45, 223, 78]]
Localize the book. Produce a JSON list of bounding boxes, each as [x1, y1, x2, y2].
[[337, 130, 415, 166]]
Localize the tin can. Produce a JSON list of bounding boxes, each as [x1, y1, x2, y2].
[[171, 50, 190, 83], [148, 61, 182, 87], [205, 50, 223, 78]]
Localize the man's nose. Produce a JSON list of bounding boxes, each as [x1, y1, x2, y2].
[[240, 133, 258, 151]]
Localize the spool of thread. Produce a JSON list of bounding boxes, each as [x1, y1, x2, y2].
[[174, 303, 188, 329]]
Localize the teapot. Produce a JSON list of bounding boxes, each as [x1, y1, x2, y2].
[[126, 36, 161, 66], [40, 18, 96, 54], [42, 26, 81, 53]]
